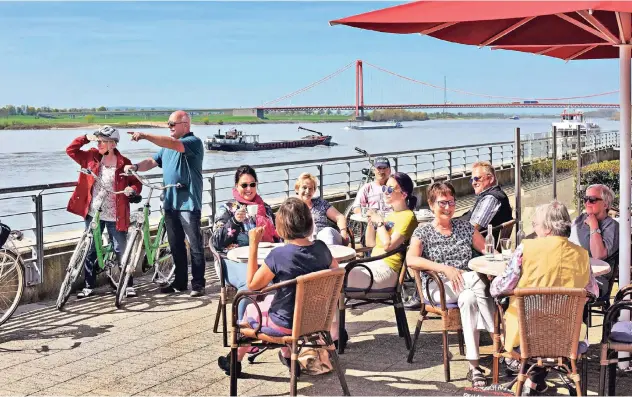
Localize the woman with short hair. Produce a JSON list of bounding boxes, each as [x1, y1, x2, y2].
[[406, 181, 491, 388], [294, 172, 348, 245]]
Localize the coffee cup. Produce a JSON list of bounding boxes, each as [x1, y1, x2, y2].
[[246, 205, 259, 218]]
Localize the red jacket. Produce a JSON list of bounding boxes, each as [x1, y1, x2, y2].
[[66, 135, 142, 232]]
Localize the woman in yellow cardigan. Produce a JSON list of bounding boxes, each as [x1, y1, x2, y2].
[[491, 200, 598, 394]]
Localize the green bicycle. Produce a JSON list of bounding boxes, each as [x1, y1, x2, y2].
[[115, 169, 179, 308], [56, 168, 133, 310]]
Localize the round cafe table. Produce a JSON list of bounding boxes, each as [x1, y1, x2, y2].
[[227, 242, 357, 264], [350, 210, 434, 224], [468, 255, 611, 277]]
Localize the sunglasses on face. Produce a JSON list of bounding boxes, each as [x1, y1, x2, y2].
[[167, 121, 186, 128], [470, 176, 486, 184], [382, 186, 400, 194], [437, 200, 456, 208], [583, 196, 603, 204], [239, 182, 257, 189]]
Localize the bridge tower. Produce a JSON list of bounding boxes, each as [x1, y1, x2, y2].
[[355, 60, 365, 119]]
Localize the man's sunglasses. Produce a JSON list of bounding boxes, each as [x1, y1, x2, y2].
[[168, 121, 187, 128], [240, 182, 257, 189], [470, 176, 486, 184], [382, 186, 400, 194], [583, 196, 603, 204]]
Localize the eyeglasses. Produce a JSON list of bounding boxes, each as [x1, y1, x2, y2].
[[381, 186, 400, 194], [168, 121, 187, 128], [436, 200, 456, 208], [583, 196, 603, 204], [470, 176, 486, 184], [239, 182, 257, 189]]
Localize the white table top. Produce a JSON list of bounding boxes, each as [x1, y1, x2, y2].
[[468, 255, 611, 277], [350, 210, 434, 224], [226, 242, 357, 264]]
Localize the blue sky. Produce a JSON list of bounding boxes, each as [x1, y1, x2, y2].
[[0, 1, 622, 110]]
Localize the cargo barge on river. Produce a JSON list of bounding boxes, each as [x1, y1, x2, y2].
[[204, 127, 334, 152]]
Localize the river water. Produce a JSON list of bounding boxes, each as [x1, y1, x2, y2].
[[0, 118, 620, 237]]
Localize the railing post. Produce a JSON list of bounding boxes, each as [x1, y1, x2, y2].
[[346, 162, 351, 199], [514, 128, 521, 241], [488, 146, 493, 165], [393, 156, 398, 172], [318, 164, 324, 197], [447, 152, 452, 180], [431, 153, 436, 181], [576, 125, 582, 212], [210, 174, 217, 220], [30, 193, 44, 286], [552, 126, 557, 200], [414, 155, 418, 183], [286, 168, 291, 199]]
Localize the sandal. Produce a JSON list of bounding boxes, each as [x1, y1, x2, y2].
[[467, 366, 487, 388], [503, 357, 521, 375]]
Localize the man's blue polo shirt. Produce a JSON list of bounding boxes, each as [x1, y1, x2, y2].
[[152, 132, 204, 211]]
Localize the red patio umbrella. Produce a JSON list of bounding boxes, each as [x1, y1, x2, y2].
[[331, 1, 632, 307]]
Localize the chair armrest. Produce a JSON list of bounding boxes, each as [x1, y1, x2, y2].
[[601, 300, 632, 344], [342, 244, 407, 293], [414, 270, 449, 311], [615, 284, 632, 302], [231, 279, 298, 331]]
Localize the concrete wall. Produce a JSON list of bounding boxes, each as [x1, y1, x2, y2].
[[232, 108, 260, 117], [19, 147, 619, 304]]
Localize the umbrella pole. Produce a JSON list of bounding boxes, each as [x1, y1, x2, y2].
[[619, 44, 631, 369], [552, 126, 557, 199]]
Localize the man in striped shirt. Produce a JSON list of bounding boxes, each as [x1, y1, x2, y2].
[[461, 161, 512, 233]]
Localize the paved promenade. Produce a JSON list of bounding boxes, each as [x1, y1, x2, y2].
[[1, 177, 631, 396]]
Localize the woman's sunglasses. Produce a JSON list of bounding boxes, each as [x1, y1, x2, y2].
[[239, 182, 257, 189], [583, 196, 603, 204], [381, 186, 400, 194]]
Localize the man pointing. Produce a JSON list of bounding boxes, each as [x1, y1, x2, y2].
[[125, 110, 206, 297]]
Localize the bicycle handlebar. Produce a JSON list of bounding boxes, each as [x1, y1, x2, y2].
[[78, 169, 130, 195], [354, 147, 369, 157], [123, 169, 185, 190]]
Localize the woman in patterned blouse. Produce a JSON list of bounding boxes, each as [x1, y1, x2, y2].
[[406, 181, 492, 388], [294, 173, 348, 245]]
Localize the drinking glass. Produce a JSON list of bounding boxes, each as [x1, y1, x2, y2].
[[500, 238, 512, 260]]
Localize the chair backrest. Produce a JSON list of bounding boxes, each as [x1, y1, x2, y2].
[[291, 268, 345, 338], [514, 287, 587, 359]]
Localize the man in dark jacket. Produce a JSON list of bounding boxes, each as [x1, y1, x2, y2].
[[460, 160, 513, 233]]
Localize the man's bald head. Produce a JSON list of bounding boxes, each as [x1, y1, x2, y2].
[[168, 110, 191, 138]]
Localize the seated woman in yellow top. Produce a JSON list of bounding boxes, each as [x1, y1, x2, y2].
[[491, 200, 598, 394], [347, 172, 418, 291]]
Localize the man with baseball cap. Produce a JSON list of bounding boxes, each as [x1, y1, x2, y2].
[[351, 156, 393, 214]]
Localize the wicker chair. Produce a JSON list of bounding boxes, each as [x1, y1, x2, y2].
[[406, 269, 465, 382], [598, 284, 632, 396], [338, 244, 411, 354], [229, 268, 350, 397], [209, 242, 231, 348], [510, 288, 589, 396], [586, 257, 618, 327]]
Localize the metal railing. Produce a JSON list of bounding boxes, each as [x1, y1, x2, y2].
[[0, 130, 619, 286]]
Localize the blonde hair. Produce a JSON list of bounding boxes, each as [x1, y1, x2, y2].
[[472, 161, 496, 180], [294, 172, 318, 191]]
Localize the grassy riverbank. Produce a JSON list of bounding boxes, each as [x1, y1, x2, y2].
[[0, 114, 352, 130]]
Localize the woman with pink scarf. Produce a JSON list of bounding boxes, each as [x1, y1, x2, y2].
[[211, 165, 279, 318]]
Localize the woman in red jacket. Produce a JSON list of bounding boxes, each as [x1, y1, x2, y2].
[[66, 126, 142, 299]]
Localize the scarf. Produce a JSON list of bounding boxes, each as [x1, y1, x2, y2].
[[232, 188, 279, 242]]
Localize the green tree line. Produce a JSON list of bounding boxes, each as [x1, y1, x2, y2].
[[0, 105, 108, 116], [368, 109, 430, 121]]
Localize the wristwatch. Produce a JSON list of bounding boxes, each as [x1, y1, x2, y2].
[[590, 228, 602, 236], [374, 221, 385, 229]]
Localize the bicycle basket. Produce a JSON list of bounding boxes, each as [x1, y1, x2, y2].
[[0, 222, 11, 248]]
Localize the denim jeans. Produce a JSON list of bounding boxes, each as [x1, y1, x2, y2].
[[164, 209, 206, 290], [222, 259, 249, 319], [84, 216, 132, 289]]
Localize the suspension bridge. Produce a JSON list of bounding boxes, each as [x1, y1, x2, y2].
[[260, 60, 620, 118]]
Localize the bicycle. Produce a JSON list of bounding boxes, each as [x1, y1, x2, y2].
[[0, 223, 25, 326], [56, 168, 133, 311], [114, 169, 181, 308], [343, 147, 375, 218]]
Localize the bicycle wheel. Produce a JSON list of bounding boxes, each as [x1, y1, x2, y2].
[[105, 249, 121, 291], [57, 234, 90, 311], [152, 227, 174, 285], [0, 250, 24, 326], [115, 231, 142, 308]]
